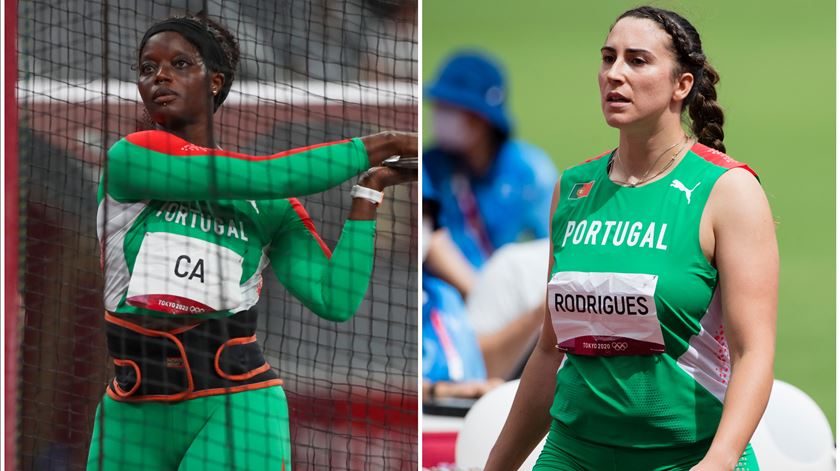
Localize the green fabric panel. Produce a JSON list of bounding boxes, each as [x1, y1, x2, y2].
[[533, 419, 759, 470], [86, 387, 291, 470]]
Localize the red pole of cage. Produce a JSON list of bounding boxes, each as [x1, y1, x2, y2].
[[5, 0, 20, 469]]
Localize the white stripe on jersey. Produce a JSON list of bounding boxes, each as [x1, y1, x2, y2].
[[97, 196, 149, 311], [676, 287, 730, 402]]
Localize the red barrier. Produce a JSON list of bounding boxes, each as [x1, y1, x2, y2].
[[5, 0, 20, 468]]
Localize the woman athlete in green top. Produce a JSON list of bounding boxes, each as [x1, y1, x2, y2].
[[486, 7, 777, 471], [87, 14, 415, 471]]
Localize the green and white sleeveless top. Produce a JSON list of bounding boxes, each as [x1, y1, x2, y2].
[[548, 143, 757, 448]]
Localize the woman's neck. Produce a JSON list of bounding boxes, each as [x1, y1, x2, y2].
[[616, 122, 687, 176]]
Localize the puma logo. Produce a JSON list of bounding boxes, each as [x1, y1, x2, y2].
[[670, 179, 700, 204]]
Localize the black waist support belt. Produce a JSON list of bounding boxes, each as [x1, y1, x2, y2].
[[104, 309, 280, 401]]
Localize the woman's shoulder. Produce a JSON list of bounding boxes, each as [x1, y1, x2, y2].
[[561, 148, 612, 180], [700, 144, 768, 230], [688, 143, 758, 180]]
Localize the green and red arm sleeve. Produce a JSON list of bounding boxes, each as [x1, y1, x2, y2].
[[268, 198, 376, 322], [104, 130, 370, 201]]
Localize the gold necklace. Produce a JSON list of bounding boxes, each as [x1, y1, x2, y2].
[[611, 137, 688, 187]]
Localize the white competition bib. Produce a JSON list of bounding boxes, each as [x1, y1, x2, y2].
[[126, 232, 243, 315], [547, 271, 665, 356]]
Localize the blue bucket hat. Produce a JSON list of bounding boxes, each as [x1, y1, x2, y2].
[[426, 51, 512, 136]]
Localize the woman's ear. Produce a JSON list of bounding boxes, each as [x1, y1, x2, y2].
[[673, 71, 694, 102], [210, 72, 225, 96]]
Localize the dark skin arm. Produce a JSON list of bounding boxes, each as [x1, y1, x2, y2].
[[348, 165, 417, 220], [359, 131, 418, 168]]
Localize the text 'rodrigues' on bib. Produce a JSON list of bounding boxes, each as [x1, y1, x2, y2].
[[547, 271, 665, 356], [126, 232, 244, 315]]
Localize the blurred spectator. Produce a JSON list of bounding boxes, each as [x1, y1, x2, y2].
[[466, 239, 548, 379], [422, 164, 487, 383], [422, 50, 556, 387]]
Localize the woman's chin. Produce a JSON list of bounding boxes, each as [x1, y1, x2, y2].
[[603, 114, 630, 129]]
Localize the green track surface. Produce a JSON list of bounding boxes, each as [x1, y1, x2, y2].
[[423, 0, 835, 431]]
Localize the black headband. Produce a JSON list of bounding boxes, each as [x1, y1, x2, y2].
[[139, 18, 233, 110]]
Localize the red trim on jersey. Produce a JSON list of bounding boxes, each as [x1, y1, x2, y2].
[[288, 198, 332, 258], [573, 144, 757, 179], [691, 143, 758, 178], [579, 149, 614, 166], [125, 130, 352, 161]]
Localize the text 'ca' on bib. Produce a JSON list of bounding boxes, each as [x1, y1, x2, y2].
[[126, 232, 244, 315]]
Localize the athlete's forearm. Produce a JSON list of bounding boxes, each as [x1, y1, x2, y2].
[[702, 349, 774, 469], [485, 320, 563, 470], [272, 217, 376, 323], [105, 131, 369, 201], [271, 166, 411, 321], [309, 219, 376, 321]]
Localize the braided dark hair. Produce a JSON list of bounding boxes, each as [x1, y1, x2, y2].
[[615, 7, 725, 152], [138, 12, 240, 111]]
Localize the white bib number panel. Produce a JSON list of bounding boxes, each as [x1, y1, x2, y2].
[[126, 232, 244, 315], [547, 271, 665, 356]]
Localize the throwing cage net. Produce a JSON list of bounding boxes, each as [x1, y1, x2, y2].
[[12, 0, 417, 469]]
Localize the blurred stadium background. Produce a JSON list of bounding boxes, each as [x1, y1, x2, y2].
[[423, 0, 835, 435], [8, 0, 417, 469]]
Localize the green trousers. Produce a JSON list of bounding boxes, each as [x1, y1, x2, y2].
[[86, 386, 291, 471], [533, 419, 759, 471]]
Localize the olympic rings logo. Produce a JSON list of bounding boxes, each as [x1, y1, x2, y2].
[[611, 342, 628, 352]]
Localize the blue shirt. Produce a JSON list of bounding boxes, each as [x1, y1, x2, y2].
[[422, 274, 487, 382], [424, 139, 557, 268]]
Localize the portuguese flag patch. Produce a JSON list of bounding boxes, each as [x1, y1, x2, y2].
[[569, 181, 594, 199]]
